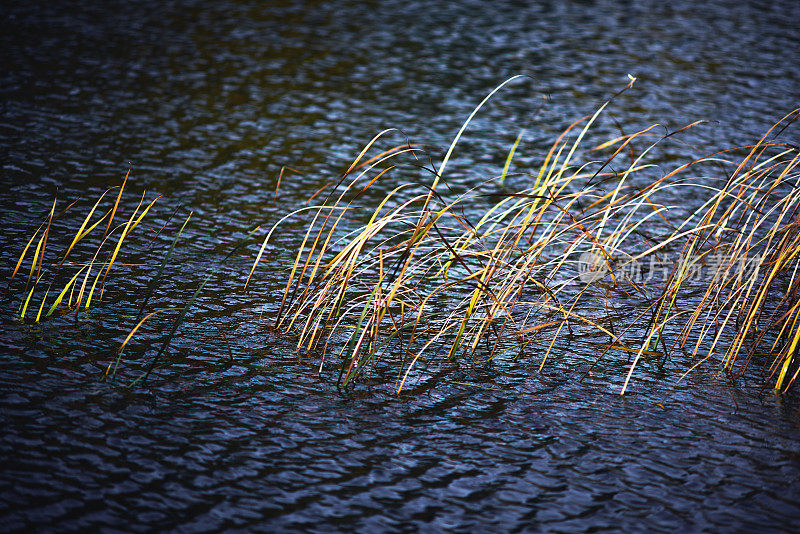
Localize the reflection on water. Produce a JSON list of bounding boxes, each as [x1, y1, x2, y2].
[[2, 0, 800, 530]]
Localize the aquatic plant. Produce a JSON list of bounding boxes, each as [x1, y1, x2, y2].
[[9, 80, 798, 396], [641, 115, 800, 393], [9, 171, 161, 322], [251, 78, 800, 395], [5, 174, 274, 384]]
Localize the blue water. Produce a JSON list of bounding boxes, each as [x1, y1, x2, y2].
[[2, 0, 800, 531]]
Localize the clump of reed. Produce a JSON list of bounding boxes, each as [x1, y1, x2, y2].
[[9, 171, 161, 322], [642, 114, 800, 393], [6, 171, 269, 384], [6, 173, 199, 383], [251, 77, 800, 394]]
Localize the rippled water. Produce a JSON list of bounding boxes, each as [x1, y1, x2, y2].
[[2, 0, 800, 531]]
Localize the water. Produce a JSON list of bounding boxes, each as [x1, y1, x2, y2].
[[2, 0, 800, 531]]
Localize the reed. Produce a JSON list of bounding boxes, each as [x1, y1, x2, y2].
[[9, 81, 799, 396], [253, 78, 800, 395], [6, 175, 266, 384], [9, 172, 161, 322], [635, 114, 800, 393]]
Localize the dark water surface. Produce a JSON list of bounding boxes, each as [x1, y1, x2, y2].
[[2, 0, 800, 531]]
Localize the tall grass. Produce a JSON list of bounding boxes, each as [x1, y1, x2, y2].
[[9, 172, 161, 322], [6, 174, 262, 385], [642, 115, 800, 393], [251, 79, 800, 395], [9, 81, 799, 396]]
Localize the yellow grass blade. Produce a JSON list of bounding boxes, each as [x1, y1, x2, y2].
[[107, 308, 179, 377], [499, 129, 525, 184], [61, 188, 115, 263], [11, 224, 43, 281], [20, 286, 35, 320], [45, 265, 89, 317], [104, 169, 129, 238]]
